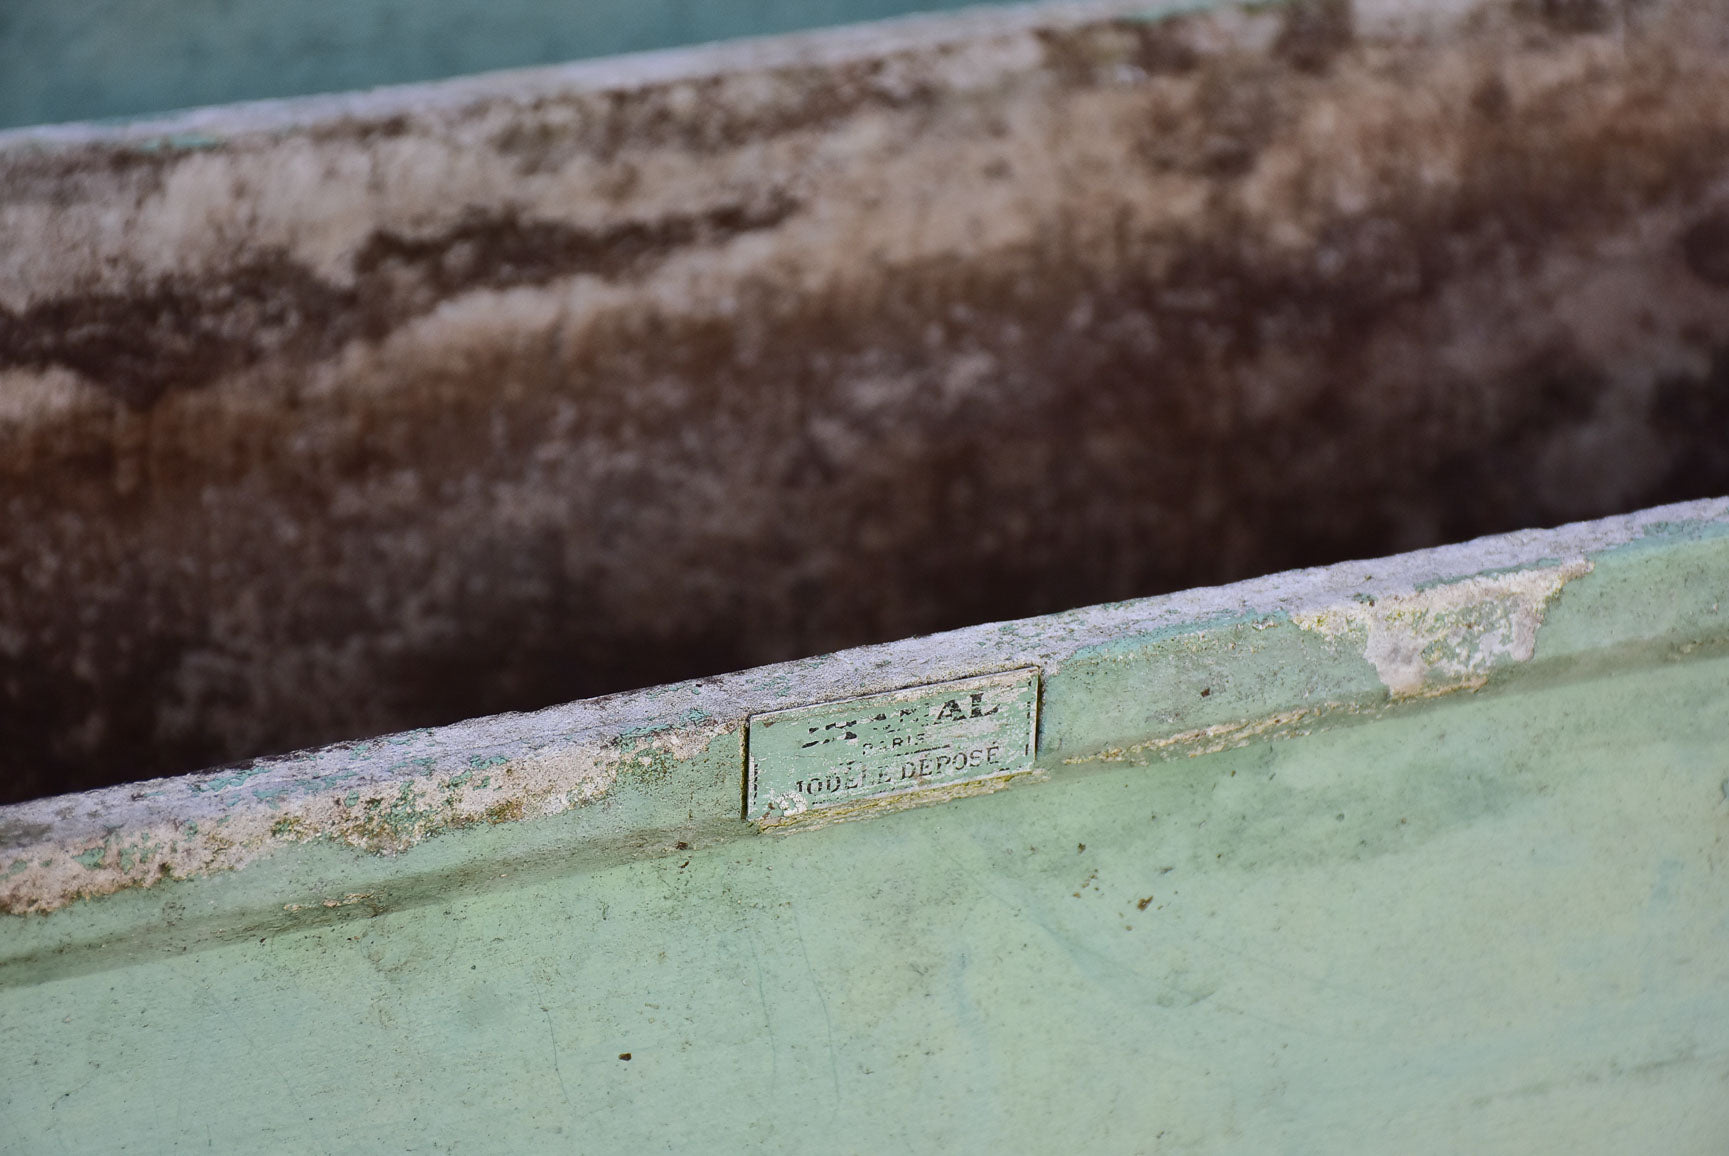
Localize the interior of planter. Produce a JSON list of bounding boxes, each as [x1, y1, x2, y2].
[[3, 0, 1729, 805]]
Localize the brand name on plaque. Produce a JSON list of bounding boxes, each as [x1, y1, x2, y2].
[[746, 669, 1039, 824]]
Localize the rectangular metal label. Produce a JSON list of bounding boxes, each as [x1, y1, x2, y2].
[[746, 668, 1038, 823]]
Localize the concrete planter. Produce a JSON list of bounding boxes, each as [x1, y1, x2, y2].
[[3, 0, 1728, 1150]]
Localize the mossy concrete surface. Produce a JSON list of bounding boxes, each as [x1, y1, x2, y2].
[[10, 0, 1729, 802], [0, 499, 1726, 1151]]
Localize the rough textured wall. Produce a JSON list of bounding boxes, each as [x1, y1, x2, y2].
[[3, 0, 1729, 802]]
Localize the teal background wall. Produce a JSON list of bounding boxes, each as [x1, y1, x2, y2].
[[0, 0, 1018, 130]]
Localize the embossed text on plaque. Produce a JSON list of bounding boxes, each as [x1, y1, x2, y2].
[[746, 668, 1038, 824]]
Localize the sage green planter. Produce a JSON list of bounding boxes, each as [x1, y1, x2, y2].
[[3, 498, 1727, 1153], [4, 0, 1729, 1151]]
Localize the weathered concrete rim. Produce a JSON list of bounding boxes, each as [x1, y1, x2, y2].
[[3, 495, 1724, 918], [0, 0, 1501, 150]]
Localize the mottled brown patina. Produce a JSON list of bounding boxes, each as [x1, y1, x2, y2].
[[3, 0, 1729, 801]]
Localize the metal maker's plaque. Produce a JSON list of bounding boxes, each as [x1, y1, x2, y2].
[[746, 668, 1038, 823]]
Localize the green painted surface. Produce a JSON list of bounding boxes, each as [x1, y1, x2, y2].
[[0, 0, 1031, 130], [2, 507, 1727, 1150], [2, 652, 1727, 1152], [5, 512, 1727, 944]]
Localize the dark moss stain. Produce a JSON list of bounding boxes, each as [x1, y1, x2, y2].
[[1036, 18, 1201, 87], [355, 193, 798, 300], [1137, 69, 1281, 179], [1521, 0, 1618, 33], [1469, 75, 1513, 122], [1649, 347, 1729, 504], [1423, 350, 1616, 531], [491, 13, 1199, 173], [0, 141, 182, 203], [1679, 208, 1729, 287], [490, 58, 942, 172], [0, 193, 800, 409], [0, 255, 351, 410], [5, 6, 1729, 803], [1271, 0, 1355, 75]]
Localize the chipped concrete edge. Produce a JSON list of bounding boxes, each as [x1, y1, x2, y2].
[[1291, 559, 1596, 699], [3, 495, 1723, 915]]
